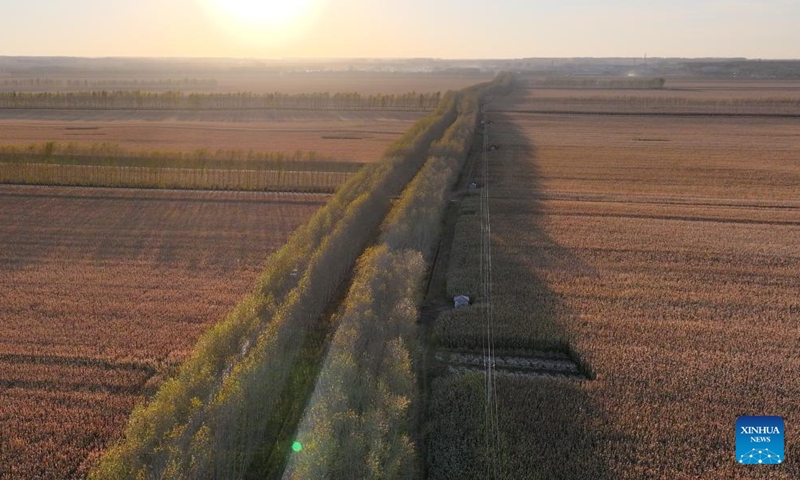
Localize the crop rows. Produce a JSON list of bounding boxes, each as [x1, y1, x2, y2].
[[427, 96, 800, 478], [0, 187, 324, 479]]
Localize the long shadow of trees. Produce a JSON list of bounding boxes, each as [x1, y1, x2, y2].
[[427, 112, 613, 479]]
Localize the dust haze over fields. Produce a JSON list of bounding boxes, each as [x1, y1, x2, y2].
[[0, 0, 799, 58]]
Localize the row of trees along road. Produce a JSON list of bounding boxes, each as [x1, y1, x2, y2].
[[89, 83, 463, 479], [89, 74, 513, 479]]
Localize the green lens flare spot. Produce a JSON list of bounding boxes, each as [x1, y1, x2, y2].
[[292, 441, 303, 452]]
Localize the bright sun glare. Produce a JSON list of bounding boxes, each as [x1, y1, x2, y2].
[[200, 0, 322, 47]]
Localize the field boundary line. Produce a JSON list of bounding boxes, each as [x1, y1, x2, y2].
[[488, 109, 800, 118]]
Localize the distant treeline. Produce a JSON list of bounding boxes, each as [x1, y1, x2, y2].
[[526, 76, 666, 89], [0, 78, 219, 89], [0, 90, 442, 111]]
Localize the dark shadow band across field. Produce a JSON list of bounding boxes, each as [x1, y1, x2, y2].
[[427, 114, 616, 479], [442, 101, 800, 478]]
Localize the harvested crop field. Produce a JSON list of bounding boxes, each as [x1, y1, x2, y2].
[[429, 105, 800, 478], [492, 79, 800, 115], [492, 114, 800, 200], [0, 110, 424, 164], [0, 185, 326, 479]]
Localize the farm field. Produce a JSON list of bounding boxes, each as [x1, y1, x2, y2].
[[0, 110, 424, 164], [492, 79, 800, 115], [77, 79, 515, 479], [0, 71, 494, 95], [6, 0, 799, 477], [0, 186, 326, 479], [429, 92, 800, 477]]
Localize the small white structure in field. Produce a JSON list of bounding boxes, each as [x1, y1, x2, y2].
[[468, 182, 478, 190], [454, 295, 470, 309]]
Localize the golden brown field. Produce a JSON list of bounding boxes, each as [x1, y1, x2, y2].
[[0, 186, 325, 479], [0, 74, 463, 478], [0, 110, 424, 164], [428, 89, 800, 478], [492, 79, 800, 115]]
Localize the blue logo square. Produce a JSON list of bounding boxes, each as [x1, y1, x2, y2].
[[736, 416, 784, 465]]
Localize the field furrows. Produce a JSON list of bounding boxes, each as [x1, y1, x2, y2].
[[490, 83, 800, 116], [495, 192, 800, 210], [0, 111, 424, 163], [0, 185, 325, 479], [0, 359, 152, 395], [427, 94, 800, 478]]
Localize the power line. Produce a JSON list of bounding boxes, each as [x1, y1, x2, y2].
[[479, 109, 501, 478]]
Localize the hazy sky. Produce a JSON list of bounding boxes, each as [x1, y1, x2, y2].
[[1, 0, 798, 58]]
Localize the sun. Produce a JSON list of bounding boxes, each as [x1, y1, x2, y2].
[[199, 0, 323, 47]]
